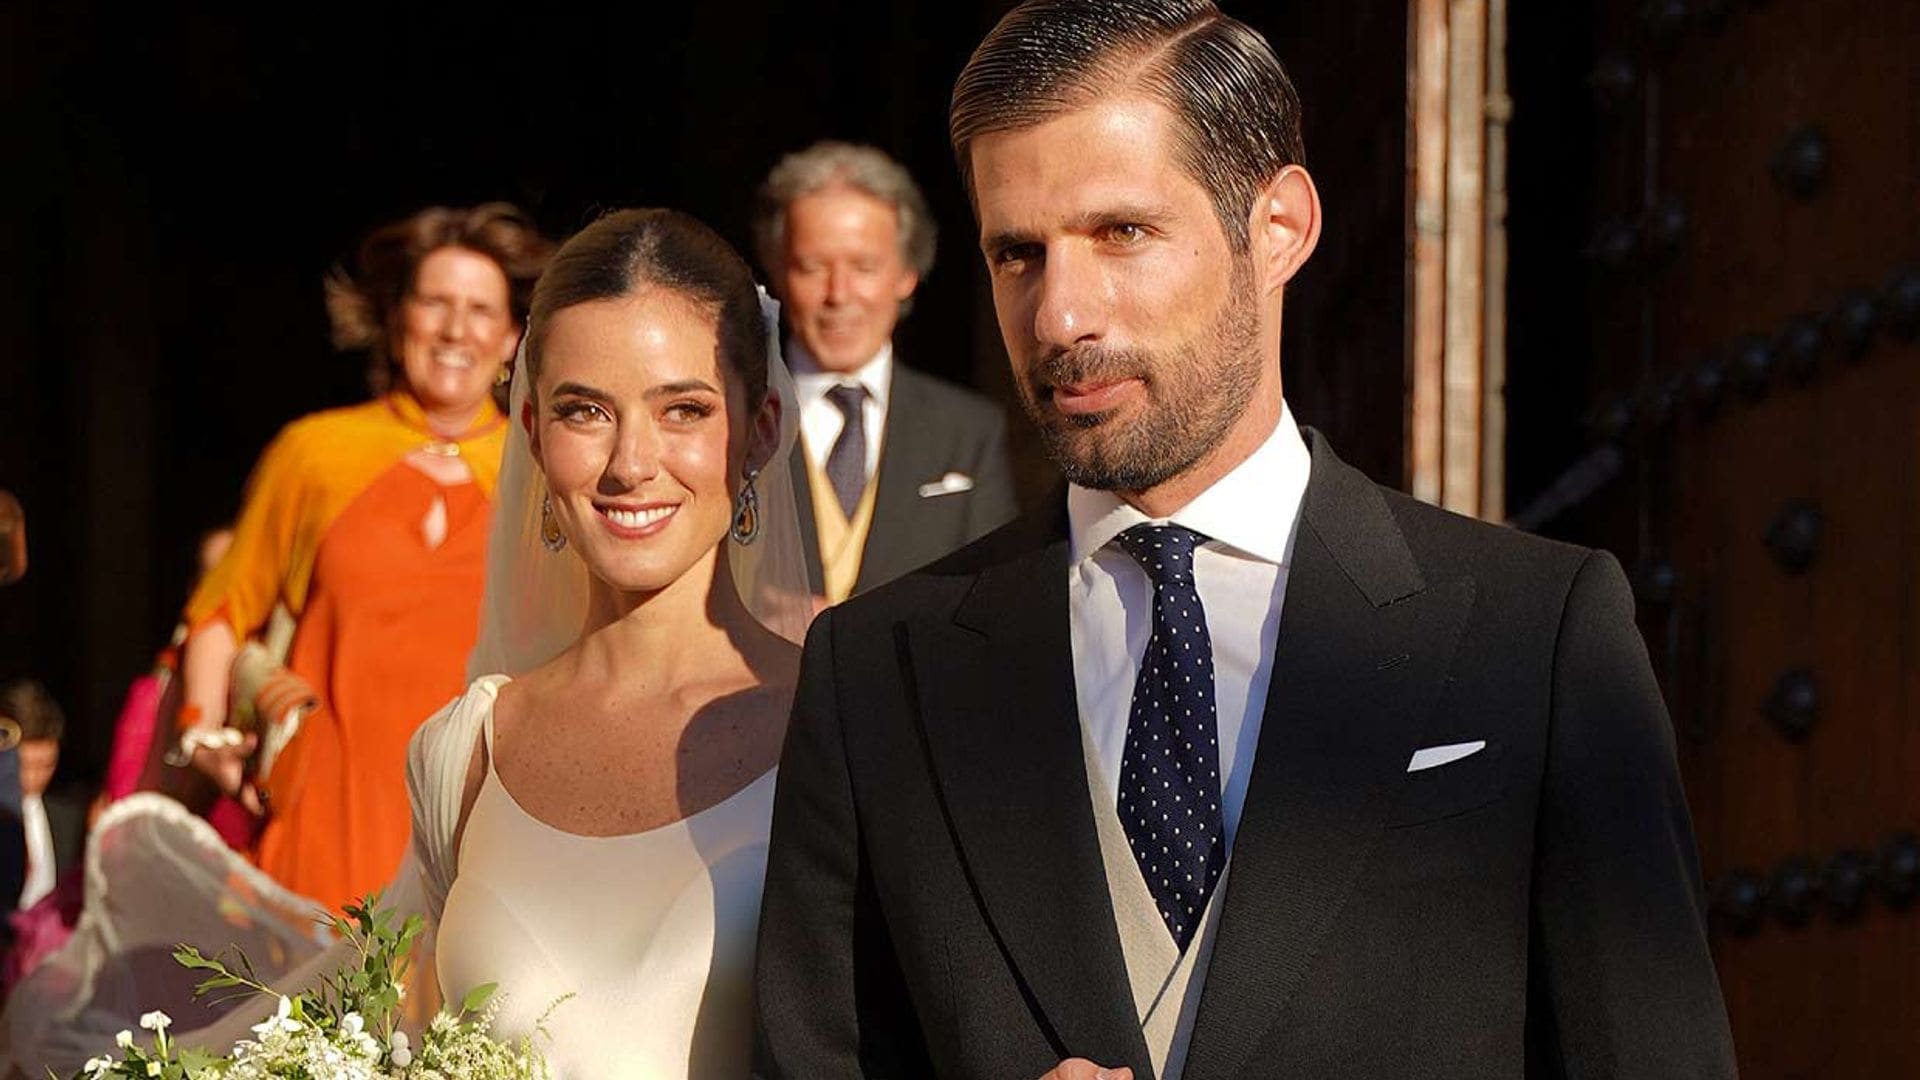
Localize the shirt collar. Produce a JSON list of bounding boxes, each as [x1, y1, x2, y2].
[[788, 339, 894, 411], [1068, 402, 1311, 567]]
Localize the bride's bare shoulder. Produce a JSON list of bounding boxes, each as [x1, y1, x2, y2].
[[489, 650, 575, 731]]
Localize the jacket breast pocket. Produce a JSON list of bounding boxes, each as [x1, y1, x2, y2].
[[1385, 738, 1508, 828]]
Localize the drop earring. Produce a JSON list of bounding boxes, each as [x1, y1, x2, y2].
[[730, 468, 761, 545], [541, 493, 568, 552]]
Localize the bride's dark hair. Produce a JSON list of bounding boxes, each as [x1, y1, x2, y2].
[[524, 208, 768, 406]]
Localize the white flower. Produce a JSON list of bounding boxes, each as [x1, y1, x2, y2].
[[389, 1030, 409, 1052], [249, 994, 301, 1039], [340, 1012, 364, 1037], [390, 1044, 413, 1068], [145, 1063, 162, 1078], [83, 1056, 114, 1079], [140, 1009, 173, 1032], [115, 1029, 134, 1049]]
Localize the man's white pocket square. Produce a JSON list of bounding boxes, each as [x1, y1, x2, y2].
[[918, 472, 975, 498], [1405, 740, 1487, 773]]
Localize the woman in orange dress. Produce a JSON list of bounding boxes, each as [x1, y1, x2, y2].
[[174, 204, 553, 911]]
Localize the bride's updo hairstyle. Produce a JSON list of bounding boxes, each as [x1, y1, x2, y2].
[[523, 208, 769, 408]]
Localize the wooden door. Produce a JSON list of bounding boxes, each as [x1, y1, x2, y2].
[[1521, 1, 1920, 1074]]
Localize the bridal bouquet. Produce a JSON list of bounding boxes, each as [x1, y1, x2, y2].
[[66, 897, 553, 1080]]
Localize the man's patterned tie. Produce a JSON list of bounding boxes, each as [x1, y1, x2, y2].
[[1114, 522, 1226, 949], [824, 384, 869, 518]]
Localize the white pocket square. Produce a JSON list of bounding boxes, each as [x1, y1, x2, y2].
[[918, 472, 975, 498], [1406, 740, 1487, 773]]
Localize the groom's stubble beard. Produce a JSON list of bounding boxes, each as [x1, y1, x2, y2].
[[1016, 256, 1265, 493]]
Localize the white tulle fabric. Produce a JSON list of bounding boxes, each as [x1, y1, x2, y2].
[[0, 292, 811, 1077], [0, 795, 346, 1074]]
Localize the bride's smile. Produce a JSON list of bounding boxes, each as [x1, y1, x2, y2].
[[593, 500, 679, 537]]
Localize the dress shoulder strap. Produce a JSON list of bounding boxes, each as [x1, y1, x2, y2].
[[481, 687, 498, 757], [405, 675, 509, 921]]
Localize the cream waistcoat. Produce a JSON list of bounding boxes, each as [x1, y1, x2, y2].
[[1081, 731, 1231, 1080]]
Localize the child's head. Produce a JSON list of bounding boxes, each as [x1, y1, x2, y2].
[[0, 679, 64, 797]]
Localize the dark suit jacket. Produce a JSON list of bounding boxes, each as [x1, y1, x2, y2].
[[754, 428, 1735, 1080], [793, 363, 1019, 597], [0, 749, 24, 931]]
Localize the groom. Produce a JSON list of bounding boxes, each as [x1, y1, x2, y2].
[[754, 2, 1736, 1078]]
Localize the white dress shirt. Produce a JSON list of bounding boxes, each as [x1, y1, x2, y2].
[[788, 340, 892, 482], [18, 793, 55, 909], [1068, 404, 1312, 851]]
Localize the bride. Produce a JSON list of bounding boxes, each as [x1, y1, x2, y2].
[[0, 208, 812, 1080], [411, 206, 810, 1078]]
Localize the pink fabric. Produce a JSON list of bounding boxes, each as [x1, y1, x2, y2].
[[206, 799, 262, 851], [4, 864, 82, 994], [102, 674, 163, 802]]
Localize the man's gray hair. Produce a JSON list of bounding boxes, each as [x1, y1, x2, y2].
[[752, 141, 938, 280]]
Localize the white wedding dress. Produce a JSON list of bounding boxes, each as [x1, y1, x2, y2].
[[424, 676, 776, 1080]]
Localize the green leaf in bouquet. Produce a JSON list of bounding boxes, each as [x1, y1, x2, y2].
[[170, 945, 219, 973], [460, 981, 499, 1016], [170, 944, 270, 1006], [175, 1046, 220, 1077], [345, 896, 379, 940]]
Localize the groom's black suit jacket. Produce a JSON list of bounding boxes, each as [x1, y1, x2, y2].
[[754, 428, 1735, 1079]]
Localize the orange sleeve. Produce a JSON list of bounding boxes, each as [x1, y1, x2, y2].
[[183, 421, 316, 638], [465, 423, 508, 500]]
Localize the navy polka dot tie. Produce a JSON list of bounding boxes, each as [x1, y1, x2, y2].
[[1114, 522, 1225, 949]]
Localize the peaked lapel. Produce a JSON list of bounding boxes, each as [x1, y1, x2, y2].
[[906, 504, 1157, 1078], [1181, 433, 1476, 1080], [859, 366, 943, 592], [787, 439, 826, 595]]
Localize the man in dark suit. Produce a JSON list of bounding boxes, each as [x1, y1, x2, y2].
[[753, 2, 1736, 1078], [752, 141, 1020, 605]]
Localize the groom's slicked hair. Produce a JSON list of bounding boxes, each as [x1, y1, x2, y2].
[[526, 208, 768, 406], [948, 0, 1304, 253]]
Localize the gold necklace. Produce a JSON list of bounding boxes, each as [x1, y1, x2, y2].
[[421, 440, 462, 458]]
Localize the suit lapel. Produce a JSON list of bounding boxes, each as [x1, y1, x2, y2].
[[1181, 434, 1475, 1080], [787, 440, 826, 595], [858, 366, 934, 592], [906, 506, 1156, 1077]]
